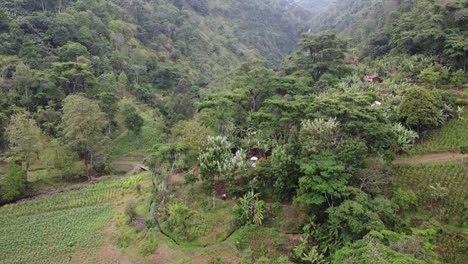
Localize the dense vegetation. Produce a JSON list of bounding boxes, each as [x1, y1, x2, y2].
[[0, 0, 467, 263]]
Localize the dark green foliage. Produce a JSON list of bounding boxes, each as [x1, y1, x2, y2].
[[336, 139, 368, 171], [0, 9, 9, 32], [49, 62, 95, 95], [57, 42, 90, 62], [0, 162, 26, 202], [122, 104, 144, 135], [295, 154, 351, 209], [332, 230, 438, 264], [397, 87, 440, 130]]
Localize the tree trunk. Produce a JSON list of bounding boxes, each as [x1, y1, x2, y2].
[[25, 160, 30, 183]]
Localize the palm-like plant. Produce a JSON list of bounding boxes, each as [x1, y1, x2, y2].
[[233, 190, 265, 226], [392, 123, 418, 153]]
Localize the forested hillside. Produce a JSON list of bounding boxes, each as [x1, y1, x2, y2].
[[310, 0, 467, 67], [0, 0, 467, 263], [0, 0, 309, 150]]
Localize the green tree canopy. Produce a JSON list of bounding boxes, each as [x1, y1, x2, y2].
[[397, 87, 440, 131], [61, 94, 108, 180], [6, 111, 42, 182]]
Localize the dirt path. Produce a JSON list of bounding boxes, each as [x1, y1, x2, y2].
[[394, 152, 468, 165]]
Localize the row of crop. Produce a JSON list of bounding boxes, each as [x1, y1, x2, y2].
[[412, 118, 468, 154], [0, 205, 113, 264], [0, 172, 149, 219], [395, 163, 467, 217]]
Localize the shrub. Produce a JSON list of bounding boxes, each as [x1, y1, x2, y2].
[[0, 162, 26, 202], [139, 237, 157, 257], [392, 188, 417, 211], [124, 199, 137, 224], [233, 190, 265, 226], [166, 202, 198, 241], [460, 145, 468, 154]]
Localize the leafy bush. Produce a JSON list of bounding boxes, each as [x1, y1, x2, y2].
[[233, 190, 265, 226], [124, 199, 137, 224], [166, 202, 199, 242], [0, 162, 26, 202], [392, 189, 417, 211]]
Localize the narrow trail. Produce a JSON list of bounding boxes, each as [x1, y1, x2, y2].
[[393, 152, 468, 166]]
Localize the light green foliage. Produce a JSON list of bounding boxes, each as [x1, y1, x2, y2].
[[6, 111, 42, 181], [450, 69, 467, 88], [331, 230, 437, 264], [412, 118, 468, 154], [12, 62, 35, 107], [124, 199, 137, 224], [0, 173, 148, 263], [392, 188, 417, 211], [198, 136, 233, 190], [300, 118, 341, 155], [43, 139, 81, 179], [171, 119, 214, 152], [391, 123, 418, 153], [166, 202, 198, 241], [57, 42, 90, 62], [293, 221, 327, 264], [62, 95, 108, 180], [295, 154, 351, 208], [418, 64, 449, 87], [395, 163, 466, 221], [0, 205, 113, 264], [268, 145, 300, 200], [325, 200, 385, 243], [233, 190, 265, 226], [0, 162, 26, 201], [0, 173, 148, 218], [397, 87, 440, 130]]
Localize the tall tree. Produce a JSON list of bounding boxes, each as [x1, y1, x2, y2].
[[62, 95, 108, 180], [6, 111, 42, 182], [297, 31, 350, 82], [122, 104, 144, 135], [13, 62, 35, 109]]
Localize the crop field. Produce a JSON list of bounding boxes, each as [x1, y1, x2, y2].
[[0, 173, 149, 264], [412, 118, 468, 154], [395, 163, 467, 217], [0, 205, 113, 264]]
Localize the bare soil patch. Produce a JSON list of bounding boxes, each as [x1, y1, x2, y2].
[[394, 152, 468, 165]]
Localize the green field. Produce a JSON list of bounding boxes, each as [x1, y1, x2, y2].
[[394, 162, 468, 263], [395, 163, 467, 216], [412, 118, 468, 154], [0, 173, 149, 264]]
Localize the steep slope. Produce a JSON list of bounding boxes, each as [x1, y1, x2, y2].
[[0, 0, 310, 89], [308, 0, 468, 69]]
